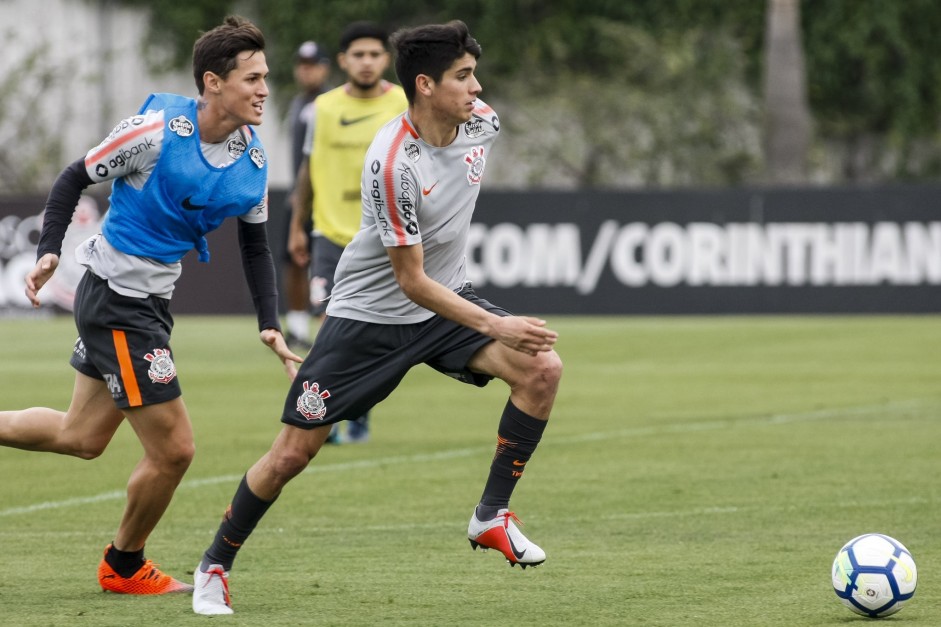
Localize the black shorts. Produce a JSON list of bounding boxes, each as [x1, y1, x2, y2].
[[309, 234, 343, 315], [69, 272, 181, 408], [282, 285, 510, 429]]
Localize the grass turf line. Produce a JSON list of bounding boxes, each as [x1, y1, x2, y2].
[[0, 314, 938, 626]]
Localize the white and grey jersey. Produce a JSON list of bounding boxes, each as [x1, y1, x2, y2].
[[326, 100, 500, 323], [79, 109, 267, 298]]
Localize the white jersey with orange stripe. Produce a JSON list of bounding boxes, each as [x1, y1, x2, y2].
[[326, 99, 500, 324], [78, 109, 267, 298]]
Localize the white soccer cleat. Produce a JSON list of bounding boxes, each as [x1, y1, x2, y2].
[[467, 509, 546, 568], [192, 564, 234, 615]]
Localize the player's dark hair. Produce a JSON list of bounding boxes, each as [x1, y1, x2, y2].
[[339, 21, 389, 52], [389, 20, 481, 104], [193, 15, 266, 95]]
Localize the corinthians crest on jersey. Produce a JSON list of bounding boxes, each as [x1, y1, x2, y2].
[[297, 380, 331, 421], [464, 145, 486, 185]]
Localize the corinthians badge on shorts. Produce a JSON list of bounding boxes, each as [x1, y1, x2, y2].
[[144, 348, 177, 384], [297, 381, 331, 421]]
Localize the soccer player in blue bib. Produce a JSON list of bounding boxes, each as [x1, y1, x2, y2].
[[192, 20, 562, 615], [0, 16, 301, 595]]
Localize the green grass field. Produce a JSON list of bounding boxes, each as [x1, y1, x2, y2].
[[0, 314, 939, 626]]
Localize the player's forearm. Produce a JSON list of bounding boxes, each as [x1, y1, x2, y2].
[[36, 158, 93, 258], [290, 191, 311, 229], [237, 220, 281, 332], [290, 158, 313, 230], [399, 273, 499, 337]]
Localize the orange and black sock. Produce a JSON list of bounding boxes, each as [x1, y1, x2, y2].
[[477, 399, 547, 521], [201, 475, 277, 571]]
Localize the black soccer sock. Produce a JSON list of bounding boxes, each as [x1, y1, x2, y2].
[[201, 475, 278, 572], [105, 543, 145, 578], [477, 400, 547, 520]]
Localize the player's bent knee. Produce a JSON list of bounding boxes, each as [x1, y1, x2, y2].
[[524, 351, 563, 395], [543, 350, 563, 384], [150, 442, 195, 476], [171, 443, 196, 471], [267, 448, 312, 483], [500, 350, 562, 395]]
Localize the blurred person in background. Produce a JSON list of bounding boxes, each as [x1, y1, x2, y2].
[[283, 40, 331, 351], [289, 21, 407, 443], [0, 15, 300, 595]]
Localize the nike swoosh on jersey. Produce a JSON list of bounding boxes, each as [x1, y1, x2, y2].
[[182, 197, 207, 210], [340, 113, 379, 126], [512, 459, 527, 467], [422, 181, 438, 195]]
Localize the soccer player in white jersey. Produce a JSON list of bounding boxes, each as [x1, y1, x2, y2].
[[0, 16, 301, 595], [192, 20, 562, 615]]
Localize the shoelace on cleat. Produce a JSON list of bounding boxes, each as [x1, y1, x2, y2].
[[137, 560, 174, 582], [140, 562, 158, 580], [204, 566, 231, 606], [499, 511, 523, 529]]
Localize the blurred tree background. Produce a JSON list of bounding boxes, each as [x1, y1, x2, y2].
[[91, 0, 941, 187], [0, 27, 73, 193]]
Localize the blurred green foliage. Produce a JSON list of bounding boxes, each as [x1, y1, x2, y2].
[[100, 0, 941, 184]]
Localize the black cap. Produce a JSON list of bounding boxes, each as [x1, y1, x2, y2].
[[295, 41, 329, 64]]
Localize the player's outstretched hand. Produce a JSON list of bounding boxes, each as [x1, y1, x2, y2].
[[493, 316, 559, 356], [260, 328, 305, 380], [24, 253, 59, 308]]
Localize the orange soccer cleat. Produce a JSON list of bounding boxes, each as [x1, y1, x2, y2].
[[97, 545, 194, 594]]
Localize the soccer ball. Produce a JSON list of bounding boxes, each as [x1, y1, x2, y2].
[[831, 533, 917, 617]]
